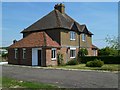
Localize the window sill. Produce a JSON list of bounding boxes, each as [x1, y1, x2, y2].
[[82, 40, 86, 42], [70, 57, 75, 59], [51, 58, 56, 60], [70, 39, 76, 41]]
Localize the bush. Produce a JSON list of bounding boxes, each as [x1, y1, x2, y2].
[[66, 58, 79, 65], [78, 48, 88, 57], [79, 56, 120, 64], [86, 59, 104, 67], [57, 52, 64, 66]]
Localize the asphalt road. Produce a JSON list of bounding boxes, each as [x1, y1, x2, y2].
[[2, 65, 118, 88]]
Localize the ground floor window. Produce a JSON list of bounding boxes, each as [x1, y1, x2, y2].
[[70, 48, 76, 58], [51, 48, 56, 60], [14, 48, 18, 59], [23, 48, 26, 59]]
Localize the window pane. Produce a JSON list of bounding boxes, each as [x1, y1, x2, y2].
[[51, 48, 56, 59], [70, 31, 75, 40], [70, 50, 76, 57]]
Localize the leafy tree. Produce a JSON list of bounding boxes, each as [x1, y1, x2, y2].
[[105, 35, 120, 55], [98, 47, 118, 56]]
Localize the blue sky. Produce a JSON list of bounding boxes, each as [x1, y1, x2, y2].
[[2, 2, 118, 48]]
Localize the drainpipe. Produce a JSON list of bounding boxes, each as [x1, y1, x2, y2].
[[78, 32, 80, 50]]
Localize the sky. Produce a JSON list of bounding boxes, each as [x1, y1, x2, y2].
[[2, 2, 118, 48]]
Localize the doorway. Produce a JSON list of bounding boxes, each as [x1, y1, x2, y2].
[[38, 50, 42, 66]]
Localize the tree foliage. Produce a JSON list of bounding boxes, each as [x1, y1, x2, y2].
[[98, 47, 118, 56], [105, 35, 119, 50], [78, 48, 88, 57], [105, 35, 120, 55]]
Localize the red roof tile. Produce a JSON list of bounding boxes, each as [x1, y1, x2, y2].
[[9, 32, 60, 48]]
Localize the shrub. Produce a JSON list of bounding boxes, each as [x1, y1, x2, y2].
[[57, 52, 64, 66], [66, 58, 79, 65], [79, 56, 120, 64], [78, 48, 88, 57], [86, 59, 104, 67]]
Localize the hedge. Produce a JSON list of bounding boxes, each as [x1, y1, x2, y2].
[[79, 56, 120, 64]]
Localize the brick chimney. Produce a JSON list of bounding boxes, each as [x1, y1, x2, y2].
[[54, 3, 65, 14]]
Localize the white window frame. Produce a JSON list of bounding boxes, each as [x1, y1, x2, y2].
[[82, 34, 86, 41], [23, 48, 26, 59], [70, 31, 76, 40], [51, 48, 56, 60], [70, 48, 76, 58], [14, 48, 18, 59]]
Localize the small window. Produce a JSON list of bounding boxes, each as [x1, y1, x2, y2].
[[23, 48, 26, 59], [70, 48, 76, 58], [70, 31, 76, 40], [14, 48, 18, 59], [82, 34, 86, 41], [51, 48, 56, 60]]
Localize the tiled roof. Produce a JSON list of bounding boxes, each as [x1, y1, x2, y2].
[[9, 32, 60, 48], [21, 9, 93, 35]]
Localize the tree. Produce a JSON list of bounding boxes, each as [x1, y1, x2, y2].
[[105, 35, 119, 50], [98, 47, 118, 56], [105, 35, 120, 55]]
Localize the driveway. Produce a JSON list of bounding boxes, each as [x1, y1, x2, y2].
[[2, 65, 118, 88]]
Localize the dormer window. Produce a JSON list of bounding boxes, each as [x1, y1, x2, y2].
[[70, 31, 76, 40], [82, 34, 86, 41]]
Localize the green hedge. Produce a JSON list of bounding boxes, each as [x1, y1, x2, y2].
[[79, 56, 120, 64]]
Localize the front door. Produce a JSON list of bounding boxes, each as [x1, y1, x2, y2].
[[38, 50, 42, 66]]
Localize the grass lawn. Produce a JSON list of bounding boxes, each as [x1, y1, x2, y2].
[[53, 64, 119, 71], [2, 77, 58, 88]]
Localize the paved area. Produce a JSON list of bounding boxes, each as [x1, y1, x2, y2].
[[2, 65, 118, 88]]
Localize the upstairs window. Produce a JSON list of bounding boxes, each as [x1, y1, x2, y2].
[[51, 48, 56, 60], [70, 31, 76, 40], [14, 48, 18, 59], [23, 48, 26, 59], [82, 34, 86, 41]]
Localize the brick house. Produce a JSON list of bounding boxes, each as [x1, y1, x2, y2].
[[8, 3, 98, 66]]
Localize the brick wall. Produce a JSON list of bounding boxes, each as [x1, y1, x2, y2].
[[8, 48, 32, 66]]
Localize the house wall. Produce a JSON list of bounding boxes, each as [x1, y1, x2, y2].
[[8, 48, 32, 66], [60, 30, 79, 46], [60, 30, 93, 56], [46, 48, 60, 66], [8, 48, 19, 65]]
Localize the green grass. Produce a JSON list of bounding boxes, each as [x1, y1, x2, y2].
[[2, 77, 58, 88], [53, 64, 119, 71]]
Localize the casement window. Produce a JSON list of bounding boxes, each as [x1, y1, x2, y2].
[[14, 48, 18, 59], [70, 48, 76, 58], [82, 34, 86, 41], [51, 48, 56, 60], [70, 31, 76, 40], [23, 48, 26, 59]]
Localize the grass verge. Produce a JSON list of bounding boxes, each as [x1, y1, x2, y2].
[[53, 64, 119, 71], [2, 77, 58, 88]]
